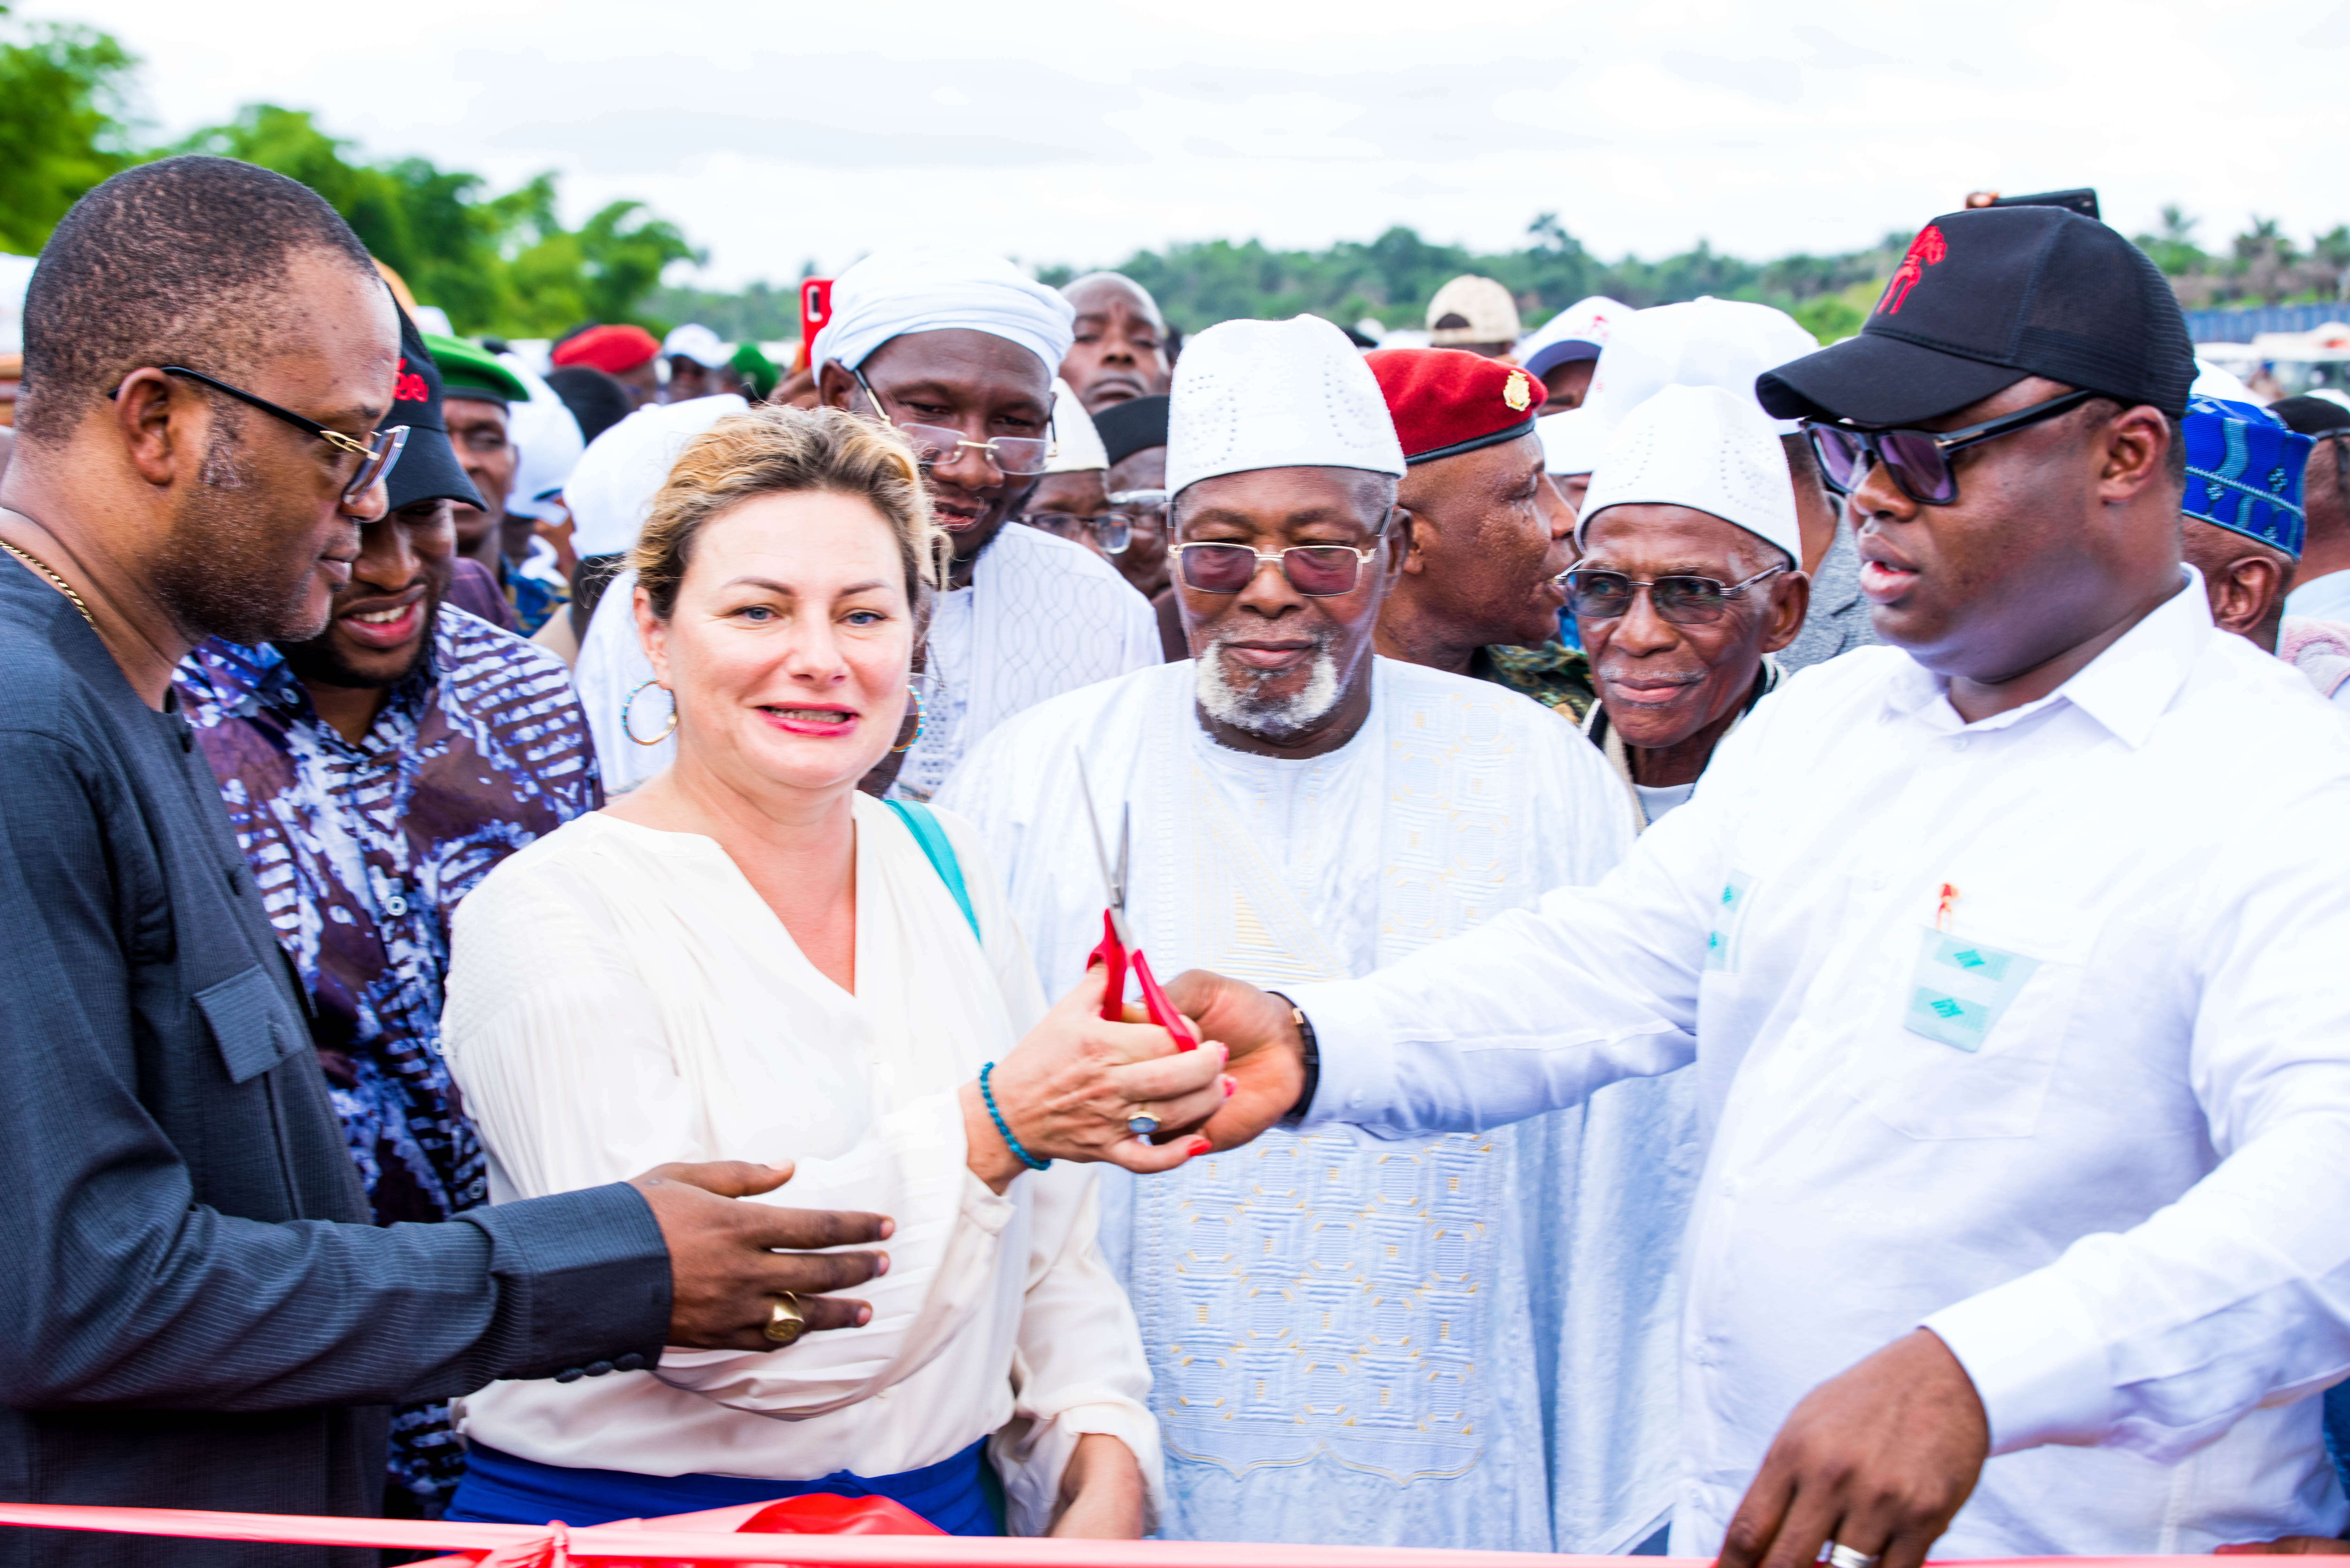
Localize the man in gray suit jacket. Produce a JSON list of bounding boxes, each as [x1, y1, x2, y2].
[[0, 158, 890, 1566]]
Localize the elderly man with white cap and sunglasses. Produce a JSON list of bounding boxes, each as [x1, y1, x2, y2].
[[1543, 298, 1871, 671], [1171, 203, 2350, 1566], [942, 316, 1673, 1555], [1570, 385, 1811, 830]]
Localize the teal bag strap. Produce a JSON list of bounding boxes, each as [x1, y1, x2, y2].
[[884, 799, 981, 944]]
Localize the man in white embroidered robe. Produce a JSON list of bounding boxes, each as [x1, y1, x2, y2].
[[941, 317, 1684, 1551]]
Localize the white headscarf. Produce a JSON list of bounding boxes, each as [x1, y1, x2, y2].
[[563, 394, 749, 558], [809, 246, 1074, 381]]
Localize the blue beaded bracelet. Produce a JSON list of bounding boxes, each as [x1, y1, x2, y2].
[[978, 1062, 1050, 1172]]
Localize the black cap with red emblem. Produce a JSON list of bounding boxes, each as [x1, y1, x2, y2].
[[1756, 205, 2195, 428], [383, 298, 486, 512]]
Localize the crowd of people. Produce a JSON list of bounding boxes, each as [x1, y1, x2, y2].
[[2, 154, 2349, 1568]]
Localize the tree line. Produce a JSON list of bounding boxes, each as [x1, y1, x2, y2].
[[5, 8, 2342, 344]]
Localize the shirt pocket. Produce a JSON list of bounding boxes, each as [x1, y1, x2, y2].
[[1839, 894, 2103, 1141], [195, 964, 310, 1085]]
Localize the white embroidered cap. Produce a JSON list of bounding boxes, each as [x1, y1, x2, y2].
[[1043, 379, 1109, 473], [1580, 384, 1802, 566], [1579, 297, 1822, 438], [1165, 315, 1406, 500]]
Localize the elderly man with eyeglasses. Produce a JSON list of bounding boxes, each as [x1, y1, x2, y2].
[[940, 317, 1652, 1553], [1568, 385, 1811, 829]]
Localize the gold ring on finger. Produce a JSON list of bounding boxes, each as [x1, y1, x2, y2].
[[1126, 1108, 1161, 1136], [764, 1293, 807, 1346]]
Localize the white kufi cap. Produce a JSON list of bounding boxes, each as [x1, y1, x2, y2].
[[1166, 315, 1406, 499], [1580, 297, 1821, 438], [565, 393, 750, 557], [1044, 379, 1109, 473], [1580, 384, 1801, 566], [810, 245, 1074, 381]]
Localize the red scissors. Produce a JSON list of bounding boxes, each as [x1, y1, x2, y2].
[[1076, 757, 1200, 1135]]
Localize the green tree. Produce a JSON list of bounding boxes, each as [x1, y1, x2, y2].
[[169, 104, 695, 335], [0, 7, 139, 254]]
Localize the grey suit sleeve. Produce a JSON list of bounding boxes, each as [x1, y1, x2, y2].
[[0, 728, 671, 1411]]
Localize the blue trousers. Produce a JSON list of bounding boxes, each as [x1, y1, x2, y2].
[[446, 1437, 999, 1536]]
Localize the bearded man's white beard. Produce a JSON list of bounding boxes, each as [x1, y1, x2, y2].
[[1195, 631, 1343, 739]]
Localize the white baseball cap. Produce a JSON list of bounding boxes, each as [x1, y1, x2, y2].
[[1580, 298, 1822, 438], [1579, 384, 1802, 567], [1425, 275, 1521, 347], [1518, 295, 1626, 380], [662, 323, 731, 370]]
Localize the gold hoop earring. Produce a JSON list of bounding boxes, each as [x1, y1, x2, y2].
[[623, 679, 679, 745], [890, 682, 926, 754]]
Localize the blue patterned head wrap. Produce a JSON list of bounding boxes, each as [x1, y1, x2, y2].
[[2183, 395, 2312, 557]]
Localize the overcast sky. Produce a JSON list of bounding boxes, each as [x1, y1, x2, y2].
[[42, 0, 2350, 294]]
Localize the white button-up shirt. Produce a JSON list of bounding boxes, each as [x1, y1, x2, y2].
[[1293, 576, 2350, 1556]]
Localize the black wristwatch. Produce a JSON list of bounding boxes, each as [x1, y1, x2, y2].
[[1264, 992, 1320, 1127]]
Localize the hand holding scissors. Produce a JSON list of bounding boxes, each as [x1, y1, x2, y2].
[[1077, 756, 1200, 1136]]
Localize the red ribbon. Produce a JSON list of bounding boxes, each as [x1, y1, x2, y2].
[[0, 1503, 2227, 1568]]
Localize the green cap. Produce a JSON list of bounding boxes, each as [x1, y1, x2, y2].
[[424, 332, 530, 405], [730, 340, 780, 401]]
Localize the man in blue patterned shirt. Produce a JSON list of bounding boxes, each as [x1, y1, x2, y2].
[[174, 312, 601, 1519]]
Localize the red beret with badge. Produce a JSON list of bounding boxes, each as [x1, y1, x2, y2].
[[1365, 347, 1541, 465], [550, 323, 661, 376]]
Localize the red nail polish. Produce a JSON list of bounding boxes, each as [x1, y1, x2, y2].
[[1222, 1075, 1237, 1097], [1188, 1137, 1212, 1157]]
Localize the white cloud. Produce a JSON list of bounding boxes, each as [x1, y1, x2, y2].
[[42, 0, 2350, 289]]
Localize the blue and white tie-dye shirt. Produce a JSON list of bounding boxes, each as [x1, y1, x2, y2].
[[177, 607, 602, 1229], [176, 607, 601, 1515]]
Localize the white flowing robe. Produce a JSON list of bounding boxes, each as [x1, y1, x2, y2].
[[939, 658, 1691, 1550], [572, 524, 1160, 795], [440, 798, 1161, 1533]]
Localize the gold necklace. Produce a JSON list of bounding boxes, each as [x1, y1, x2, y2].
[[0, 538, 96, 628]]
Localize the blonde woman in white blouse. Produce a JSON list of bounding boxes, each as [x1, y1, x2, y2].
[[440, 406, 1229, 1537]]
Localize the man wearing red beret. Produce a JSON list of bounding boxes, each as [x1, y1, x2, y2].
[[1367, 348, 1596, 720], [551, 323, 661, 409]]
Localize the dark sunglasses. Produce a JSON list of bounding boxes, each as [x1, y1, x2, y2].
[[1172, 541, 1379, 597], [1564, 564, 1786, 625], [1804, 388, 2096, 506], [125, 366, 409, 505]]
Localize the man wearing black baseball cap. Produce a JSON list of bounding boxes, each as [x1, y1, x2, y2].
[[1165, 203, 2350, 1566]]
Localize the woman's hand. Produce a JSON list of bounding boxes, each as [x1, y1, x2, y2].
[[1047, 1432, 1146, 1538], [961, 966, 1230, 1189]]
